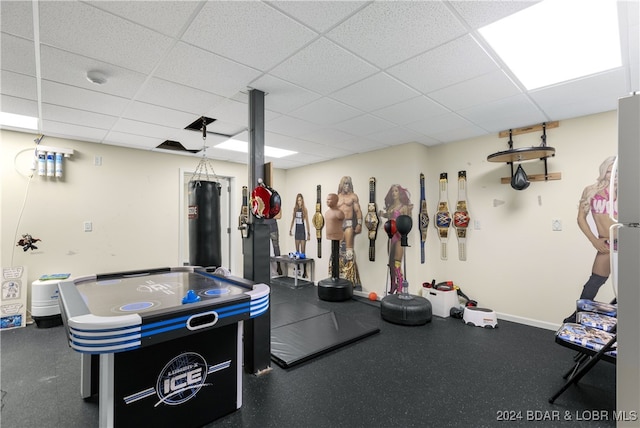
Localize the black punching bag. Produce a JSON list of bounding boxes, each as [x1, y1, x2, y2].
[[189, 180, 222, 268]]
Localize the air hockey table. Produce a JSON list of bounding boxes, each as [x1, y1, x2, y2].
[[57, 266, 269, 428]]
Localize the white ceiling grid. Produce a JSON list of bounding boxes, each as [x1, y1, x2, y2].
[[0, 0, 638, 169]]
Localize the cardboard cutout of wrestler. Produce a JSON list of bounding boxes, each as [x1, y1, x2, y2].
[[336, 176, 363, 287], [563, 156, 618, 323], [378, 184, 413, 294]]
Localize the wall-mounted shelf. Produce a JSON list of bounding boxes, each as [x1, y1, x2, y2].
[[500, 172, 562, 184], [487, 121, 561, 186], [487, 146, 555, 163], [497, 121, 559, 138]]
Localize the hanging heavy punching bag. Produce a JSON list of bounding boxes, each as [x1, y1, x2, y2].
[[189, 180, 222, 268]]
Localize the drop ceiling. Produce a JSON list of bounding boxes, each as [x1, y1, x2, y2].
[[1, 1, 638, 169]]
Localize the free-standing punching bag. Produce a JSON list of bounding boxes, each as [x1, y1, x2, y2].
[[189, 180, 222, 268]]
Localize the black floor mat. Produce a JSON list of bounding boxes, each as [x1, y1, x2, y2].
[[270, 311, 380, 368], [271, 301, 330, 329]]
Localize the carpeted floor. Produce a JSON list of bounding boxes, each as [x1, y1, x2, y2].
[[1, 282, 616, 427]]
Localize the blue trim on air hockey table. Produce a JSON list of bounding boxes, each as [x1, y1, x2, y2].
[[68, 295, 269, 354], [69, 302, 250, 352]]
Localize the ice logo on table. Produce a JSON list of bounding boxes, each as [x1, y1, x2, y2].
[[123, 353, 231, 407], [155, 352, 209, 406], [137, 280, 177, 295]]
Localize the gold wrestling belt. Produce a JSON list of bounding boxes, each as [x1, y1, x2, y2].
[[453, 170, 470, 261], [435, 173, 452, 260], [311, 184, 324, 258], [364, 177, 380, 262]]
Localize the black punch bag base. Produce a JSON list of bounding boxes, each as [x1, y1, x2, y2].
[[318, 277, 353, 302], [380, 294, 432, 326]]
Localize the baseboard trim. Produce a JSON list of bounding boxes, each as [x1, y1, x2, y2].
[[496, 312, 560, 331]]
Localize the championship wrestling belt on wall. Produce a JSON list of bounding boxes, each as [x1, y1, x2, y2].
[[364, 177, 380, 261], [419, 173, 429, 264], [435, 173, 452, 260], [311, 185, 325, 258], [454, 170, 470, 261], [238, 185, 249, 238]]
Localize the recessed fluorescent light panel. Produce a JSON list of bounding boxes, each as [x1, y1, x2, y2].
[[0, 112, 39, 130], [479, 0, 622, 90], [215, 139, 297, 158]]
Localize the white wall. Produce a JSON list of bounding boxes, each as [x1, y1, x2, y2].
[[1, 110, 617, 328]]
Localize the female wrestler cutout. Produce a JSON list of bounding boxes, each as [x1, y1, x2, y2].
[[564, 156, 617, 323], [289, 193, 310, 277], [378, 184, 413, 294]]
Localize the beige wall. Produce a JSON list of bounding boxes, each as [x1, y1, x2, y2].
[[281, 110, 618, 329], [1, 110, 617, 328]]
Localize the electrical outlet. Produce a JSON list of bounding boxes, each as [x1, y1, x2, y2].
[[84, 221, 93, 232], [552, 219, 562, 231], [474, 220, 481, 230]]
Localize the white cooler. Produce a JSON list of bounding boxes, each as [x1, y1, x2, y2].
[[31, 278, 63, 328]]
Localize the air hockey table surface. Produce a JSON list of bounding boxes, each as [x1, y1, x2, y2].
[[58, 266, 269, 428]]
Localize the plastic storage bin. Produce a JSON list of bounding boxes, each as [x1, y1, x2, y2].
[[423, 287, 459, 318]]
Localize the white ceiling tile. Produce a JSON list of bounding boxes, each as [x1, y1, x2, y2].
[[529, 69, 628, 120], [450, 1, 540, 30], [270, 38, 378, 95], [288, 97, 362, 125], [333, 114, 397, 137], [1, 70, 37, 100], [121, 101, 197, 128], [42, 104, 118, 130], [365, 126, 427, 145], [332, 136, 389, 152], [207, 149, 251, 165], [278, 138, 353, 158], [388, 35, 499, 93], [430, 126, 487, 144], [330, 73, 420, 111], [41, 80, 129, 117], [39, 1, 174, 73], [1, 33, 36, 76], [42, 120, 108, 143], [406, 112, 476, 136], [204, 98, 278, 128], [110, 118, 183, 141], [204, 120, 246, 138], [457, 94, 547, 132], [327, 1, 466, 69], [267, 1, 369, 33], [39, 46, 147, 98], [250, 74, 322, 114], [104, 131, 164, 150], [264, 132, 309, 150], [136, 78, 225, 115], [266, 115, 322, 137], [372, 96, 449, 125], [299, 127, 354, 145], [204, 99, 249, 126], [0, 95, 38, 117], [428, 70, 522, 111], [182, 1, 317, 71], [154, 42, 262, 98], [86, 1, 202, 38], [0, 1, 33, 40]]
